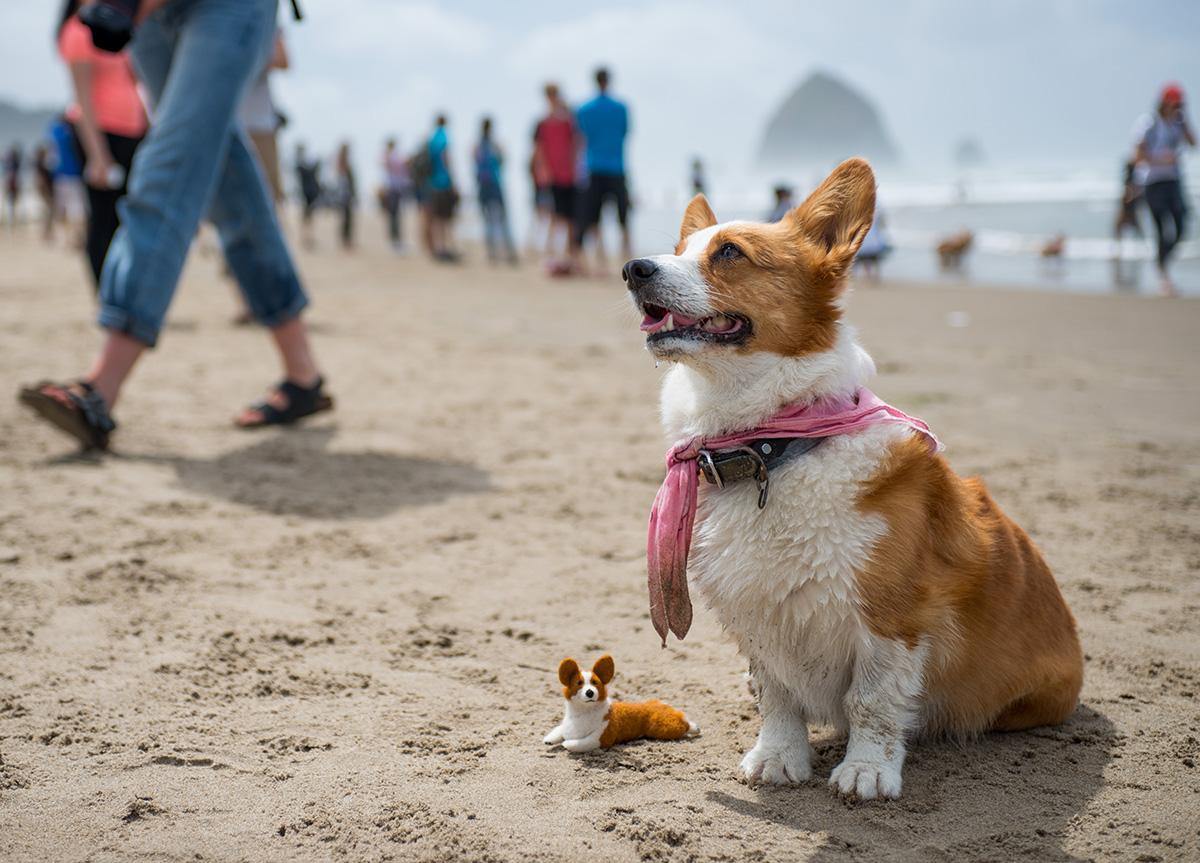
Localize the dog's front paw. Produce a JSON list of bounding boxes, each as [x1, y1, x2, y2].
[[562, 737, 600, 753], [740, 743, 812, 786], [543, 727, 565, 745], [828, 759, 902, 800]]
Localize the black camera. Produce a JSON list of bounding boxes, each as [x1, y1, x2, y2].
[[78, 0, 142, 53]]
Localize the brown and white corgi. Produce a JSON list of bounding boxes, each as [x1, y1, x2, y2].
[[543, 655, 699, 753], [622, 159, 1083, 799]]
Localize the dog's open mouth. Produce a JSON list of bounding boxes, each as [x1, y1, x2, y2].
[[639, 303, 749, 345]]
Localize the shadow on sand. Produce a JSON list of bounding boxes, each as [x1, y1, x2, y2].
[[118, 426, 491, 519], [705, 704, 1116, 863]]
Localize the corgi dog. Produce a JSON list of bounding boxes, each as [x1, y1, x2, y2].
[[622, 159, 1083, 799], [543, 655, 699, 753]]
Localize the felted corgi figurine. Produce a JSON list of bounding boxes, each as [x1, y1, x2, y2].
[[542, 655, 700, 753]]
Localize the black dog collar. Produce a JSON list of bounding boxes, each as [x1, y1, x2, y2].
[[696, 437, 826, 509]]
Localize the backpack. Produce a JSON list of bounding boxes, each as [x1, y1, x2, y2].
[[408, 145, 433, 188]]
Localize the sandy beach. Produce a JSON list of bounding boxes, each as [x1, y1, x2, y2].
[[1, 217, 1198, 863]]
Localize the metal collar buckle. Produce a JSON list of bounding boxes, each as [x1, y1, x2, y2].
[[697, 446, 771, 509]]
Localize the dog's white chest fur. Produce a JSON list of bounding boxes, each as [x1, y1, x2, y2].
[[660, 358, 903, 729]]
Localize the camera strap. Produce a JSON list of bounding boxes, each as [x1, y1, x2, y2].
[[289, 0, 303, 21]]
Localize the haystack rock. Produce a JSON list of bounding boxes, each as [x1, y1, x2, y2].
[[757, 72, 898, 169]]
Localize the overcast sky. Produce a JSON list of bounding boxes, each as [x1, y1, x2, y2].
[[4, 0, 1198, 191]]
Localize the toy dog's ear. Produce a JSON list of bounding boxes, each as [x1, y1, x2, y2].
[[558, 658, 580, 687], [592, 654, 615, 684]]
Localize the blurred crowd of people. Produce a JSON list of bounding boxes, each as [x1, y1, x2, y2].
[[12, 0, 638, 452], [283, 65, 632, 275]]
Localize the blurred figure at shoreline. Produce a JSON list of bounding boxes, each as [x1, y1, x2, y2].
[[766, 184, 793, 222], [855, 209, 891, 282], [19, 0, 330, 451], [48, 114, 86, 247], [239, 29, 289, 208], [1113, 159, 1144, 246], [1132, 83, 1194, 297], [690, 157, 706, 197], [4, 145, 23, 230], [474, 117, 517, 266], [533, 83, 577, 268], [57, 0, 146, 289], [294, 142, 322, 250], [422, 114, 460, 263], [571, 67, 631, 273], [380, 137, 410, 253], [334, 141, 357, 251], [525, 151, 553, 259], [34, 144, 57, 242]]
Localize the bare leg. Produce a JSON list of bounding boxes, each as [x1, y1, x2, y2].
[[85, 330, 148, 409], [235, 316, 321, 425]]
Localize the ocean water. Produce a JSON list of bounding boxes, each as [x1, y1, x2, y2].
[[611, 166, 1200, 297]]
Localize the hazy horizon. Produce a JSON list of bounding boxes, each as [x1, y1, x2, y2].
[[3, 1, 1198, 189]]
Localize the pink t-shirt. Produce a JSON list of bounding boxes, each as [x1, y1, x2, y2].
[[59, 17, 147, 139], [535, 113, 576, 186]]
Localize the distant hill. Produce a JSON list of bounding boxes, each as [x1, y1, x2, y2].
[[757, 72, 898, 170], [0, 99, 63, 153]]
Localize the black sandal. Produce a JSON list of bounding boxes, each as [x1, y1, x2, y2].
[[237, 377, 334, 428], [18, 380, 117, 451]]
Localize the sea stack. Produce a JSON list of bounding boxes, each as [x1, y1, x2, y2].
[[757, 71, 899, 170]]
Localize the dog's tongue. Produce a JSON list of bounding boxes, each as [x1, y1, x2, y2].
[[640, 311, 699, 333]]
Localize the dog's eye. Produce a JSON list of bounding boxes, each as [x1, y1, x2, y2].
[[715, 242, 742, 261]]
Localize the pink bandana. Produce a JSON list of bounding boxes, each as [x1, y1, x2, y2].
[[647, 388, 942, 645]]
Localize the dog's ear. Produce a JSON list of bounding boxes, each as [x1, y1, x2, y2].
[[786, 158, 875, 267], [679, 194, 717, 243], [592, 654, 615, 684], [558, 658, 580, 687]]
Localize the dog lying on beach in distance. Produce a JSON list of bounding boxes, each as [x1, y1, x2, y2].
[[623, 159, 1082, 799], [936, 229, 973, 269]]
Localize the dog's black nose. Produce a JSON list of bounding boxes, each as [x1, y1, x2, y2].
[[622, 258, 658, 289], [584, 688, 595, 699]]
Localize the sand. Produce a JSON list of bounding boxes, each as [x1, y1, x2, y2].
[[1, 216, 1198, 863]]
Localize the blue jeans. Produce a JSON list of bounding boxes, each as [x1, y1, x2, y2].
[[98, 0, 306, 347], [479, 187, 514, 261]]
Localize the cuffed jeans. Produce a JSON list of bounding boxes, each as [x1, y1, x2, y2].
[[98, 0, 306, 347]]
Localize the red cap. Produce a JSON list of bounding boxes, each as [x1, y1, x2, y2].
[[1161, 83, 1185, 105]]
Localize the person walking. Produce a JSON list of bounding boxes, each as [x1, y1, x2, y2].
[[57, 0, 147, 288], [381, 137, 410, 252], [333, 141, 357, 250], [571, 67, 631, 273], [533, 83, 577, 266], [239, 29, 289, 207], [3, 144, 23, 231], [1132, 83, 1195, 296], [19, 0, 331, 451], [34, 143, 57, 242], [294, 142, 321, 250], [474, 117, 517, 265]]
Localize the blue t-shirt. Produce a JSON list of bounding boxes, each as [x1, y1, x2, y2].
[[49, 118, 80, 178], [475, 139, 502, 193], [576, 93, 628, 176], [428, 127, 451, 190]]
